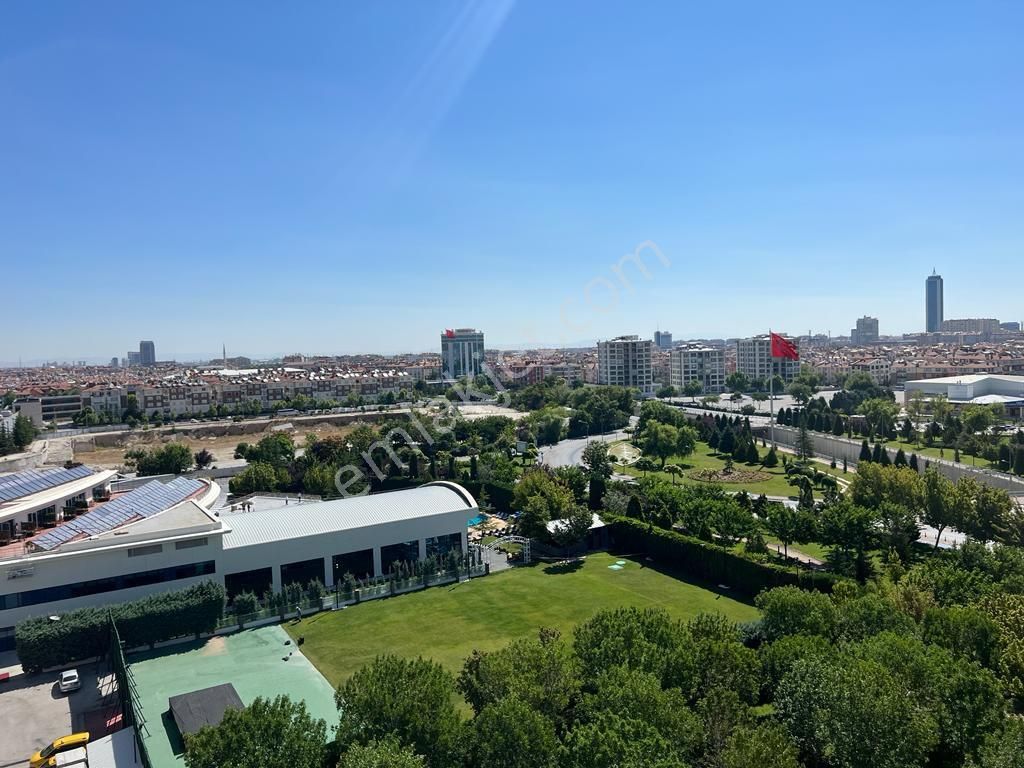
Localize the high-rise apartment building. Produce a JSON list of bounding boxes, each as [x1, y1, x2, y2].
[[736, 335, 800, 383], [653, 330, 673, 350], [941, 318, 1000, 336], [669, 345, 725, 394], [440, 328, 485, 380], [139, 340, 156, 366], [597, 336, 653, 394], [926, 271, 944, 333], [850, 316, 879, 345]]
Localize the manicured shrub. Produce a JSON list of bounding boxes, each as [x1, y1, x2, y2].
[[15, 580, 224, 673], [606, 516, 842, 599]]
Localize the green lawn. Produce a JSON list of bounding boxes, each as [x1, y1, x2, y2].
[[879, 437, 998, 467], [622, 443, 848, 498], [285, 552, 757, 686]]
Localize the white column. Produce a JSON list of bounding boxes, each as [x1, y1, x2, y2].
[[372, 547, 383, 577]]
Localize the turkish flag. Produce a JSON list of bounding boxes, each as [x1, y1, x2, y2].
[[770, 332, 799, 360], [445, 329, 455, 338]]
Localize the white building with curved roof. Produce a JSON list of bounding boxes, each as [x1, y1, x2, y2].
[[0, 481, 476, 653]]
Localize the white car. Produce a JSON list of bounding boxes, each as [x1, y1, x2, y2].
[[58, 669, 80, 693]]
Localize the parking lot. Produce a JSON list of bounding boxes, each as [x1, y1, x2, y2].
[[0, 659, 112, 768]]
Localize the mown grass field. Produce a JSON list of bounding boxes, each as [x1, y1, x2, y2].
[[620, 441, 848, 498], [285, 552, 757, 686]]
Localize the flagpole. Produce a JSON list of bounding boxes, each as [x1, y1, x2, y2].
[[769, 329, 775, 447]]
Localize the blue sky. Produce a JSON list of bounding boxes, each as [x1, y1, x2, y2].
[[2, 1, 1022, 362]]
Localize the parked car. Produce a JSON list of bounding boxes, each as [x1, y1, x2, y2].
[[29, 733, 89, 768], [57, 669, 80, 693]]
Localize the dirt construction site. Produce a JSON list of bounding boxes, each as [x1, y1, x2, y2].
[[70, 417, 362, 470]]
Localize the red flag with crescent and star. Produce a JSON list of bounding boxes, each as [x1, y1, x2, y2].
[[770, 332, 799, 360]]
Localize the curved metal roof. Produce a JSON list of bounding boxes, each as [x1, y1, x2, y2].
[[221, 481, 477, 550]]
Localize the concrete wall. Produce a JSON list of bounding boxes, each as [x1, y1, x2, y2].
[[766, 425, 1024, 494], [0, 446, 48, 473]]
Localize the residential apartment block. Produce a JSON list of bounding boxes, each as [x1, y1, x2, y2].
[[669, 346, 725, 393], [597, 336, 653, 394], [735, 335, 801, 383]]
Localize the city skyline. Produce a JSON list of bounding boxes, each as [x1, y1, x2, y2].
[[3, 2, 1023, 361]]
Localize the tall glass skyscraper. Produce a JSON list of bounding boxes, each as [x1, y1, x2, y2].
[[926, 271, 943, 333]]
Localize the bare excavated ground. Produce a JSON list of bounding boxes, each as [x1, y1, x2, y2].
[[74, 422, 359, 470]]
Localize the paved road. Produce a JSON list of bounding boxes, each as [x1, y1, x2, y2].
[[541, 420, 635, 469]]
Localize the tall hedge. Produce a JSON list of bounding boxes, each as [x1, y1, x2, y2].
[[606, 516, 841, 598], [15, 581, 225, 674]]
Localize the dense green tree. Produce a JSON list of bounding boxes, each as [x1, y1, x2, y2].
[[922, 605, 1001, 669], [683, 380, 703, 401], [335, 655, 461, 768], [340, 739, 424, 768], [777, 654, 938, 768], [457, 628, 580, 720], [467, 697, 559, 768], [763, 503, 810, 559], [787, 382, 813, 405], [512, 468, 574, 516], [726, 371, 750, 392], [759, 633, 833, 699], [819, 501, 880, 581], [878, 501, 920, 562], [577, 665, 701, 762], [573, 607, 690, 685], [193, 448, 214, 469], [550, 505, 595, 548], [183, 695, 327, 768], [718, 427, 736, 456], [923, 469, 958, 551], [709, 501, 756, 547], [641, 421, 680, 468], [720, 723, 801, 768], [762, 445, 779, 467], [554, 466, 588, 504], [756, 586, 836, 641], [581, 440, 613, 479], [973, 717, 1024, 768], [229, 461, 280, 495], [561, 711, 688, 768], [125, 443, 194, 475]]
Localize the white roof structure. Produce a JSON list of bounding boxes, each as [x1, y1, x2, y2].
[[546, 513, 606, 535], [905, 374, 1024, 405], [905, 373, 1024, 386], [221, 481, 477, 550]]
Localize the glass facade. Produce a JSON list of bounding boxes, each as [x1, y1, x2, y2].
[[380, 540, 419, 572], [426, 532, 463, 558], [0, 560, 216, 611], [280, 558, 326, 589], [224, 567, 273, 600], [333, 549, 374, 580]]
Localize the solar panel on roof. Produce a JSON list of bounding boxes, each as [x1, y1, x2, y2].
[[30, 477, 205, 551], [0, 465, 96, 502]]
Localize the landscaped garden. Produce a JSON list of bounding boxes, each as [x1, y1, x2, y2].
[[285, 551, 756, 685], [620, 440, 846, 498]]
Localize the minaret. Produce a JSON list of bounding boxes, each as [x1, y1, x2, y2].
[[223, 343, 227, 368]]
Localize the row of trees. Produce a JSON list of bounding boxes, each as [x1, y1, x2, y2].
[[124, 442, 214, 475], [0, 413, 37, 456], [184, 572, 1024, 768]]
